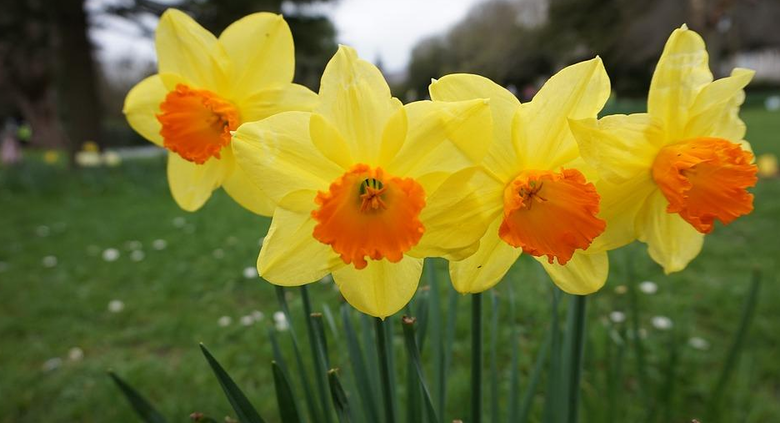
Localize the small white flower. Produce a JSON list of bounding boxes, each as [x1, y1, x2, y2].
[[613, 285, 628, 295], [125, 240, 142, 251], [102, 248, 120, 262], [319, 274, 333, 284], [42, 255, 58, 268], [42, 357, 63, 372], [172, 217, 186, 228], [609, 311, 626, 323], [765, 95, 780, 111], [130, 250, 145, 262], [152, 239, 167, 250], [240, 315, 255, 326], [273, 311, 289, 331], [108, 300, 125, 313], [218, 315, 232, 327], [651, 316, 673, 330], [36, 225, 50, 237], [68, 347, 84, 361], [251, 310, 265, 322], [243, 266, 258, 279], [688, 337, 710, 351], [212, 249, 225, 259], [0, 261, 8, 272], [258, 237, 265, 246], [639, 281, 658, 294]]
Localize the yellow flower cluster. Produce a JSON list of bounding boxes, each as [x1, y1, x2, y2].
[[124, 12, 758, 318]]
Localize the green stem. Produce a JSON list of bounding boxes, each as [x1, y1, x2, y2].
[[302, 286, 333, 423], [567, 295, 587, 423], [471, 292, 483, 423], [375, 317, 396, 423]]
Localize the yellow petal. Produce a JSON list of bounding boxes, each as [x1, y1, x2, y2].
[[429, 74, 521, 181], [378, 107, 408, 166], [514, 57, 610, 170], [317, 46, 400, 163], [411, 168, 503, 260], [259, 204, 344, 286], [231, 111, 344, 206], [387, 99, 492, 190], [219, 13, 295, 97], [310, 113, 354, 169], [123, 74, 166, 146], [155, 9, 228, 92], [238, 83, 318, 123], [588, 176, 656, 253], [537, 251, 608, 295], [449, 217, 521, 294], [333, 256, 423, 318], [636, 189, 705, 274], [648, 25, 713, 142], [685, 68, 754, 142], [569, 114, 664, 184], [167, 151, 229, 212], [221, 160, 276, 216]]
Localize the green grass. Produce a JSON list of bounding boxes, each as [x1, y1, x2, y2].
[[0, 105, 778, 422]]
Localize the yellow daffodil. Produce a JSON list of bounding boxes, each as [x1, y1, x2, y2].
[[232, 46, 494, 318], [123, 9, 317, 214], [569, 25, 757, 274], [429, 57, 612, 295]]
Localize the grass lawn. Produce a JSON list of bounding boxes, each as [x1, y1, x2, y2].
[[0, 105, 778, 423]]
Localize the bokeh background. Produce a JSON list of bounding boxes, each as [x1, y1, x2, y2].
[[1, 0, 779, 422]]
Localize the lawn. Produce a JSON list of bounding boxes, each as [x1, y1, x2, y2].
[[0, 105, 778, 422]]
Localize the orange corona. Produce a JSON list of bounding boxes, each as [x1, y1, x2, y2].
[[499, 168, 605, 265], [312, 164, 426, 269], [652, 137, 758, 233], [157, 84, 240, 164]]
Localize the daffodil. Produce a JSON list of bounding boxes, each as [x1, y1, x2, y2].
[[232, 46, 494, 318], [429, 57, 612, 295], [123, 9, 317, 214], [569, 25, 757, 273]]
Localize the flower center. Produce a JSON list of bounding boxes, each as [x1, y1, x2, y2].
[[157, 84, 240, 164], [311, 164, 426, 269], [652, 137, 757, 233], [499, 169, 605, 265]]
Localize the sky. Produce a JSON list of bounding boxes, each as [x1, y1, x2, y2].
[[90, 0, 487, 74]]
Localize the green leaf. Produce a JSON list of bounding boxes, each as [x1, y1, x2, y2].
[[518, 329, 552, 423], [489, 291, 500, 423], [401, 316, 441, 423], [108, 371, 167, 423], [302, 287, 334, 423], [542, 287, 562, 423], [199, 344, 266, 423], [272, 361, 302, 423], [322, 303, 340, 342], [328, 369, 352, 423], [341, 305, 380, 423], [310, 311, 335, 422]]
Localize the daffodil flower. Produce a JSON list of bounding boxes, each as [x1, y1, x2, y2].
[[232, 46, 494, 318], [429, 57, 612, 295], [569, 25, 757, 273], [123, 9, 317, 214]]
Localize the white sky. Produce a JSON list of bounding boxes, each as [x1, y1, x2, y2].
[[90, 0, 487, 73]]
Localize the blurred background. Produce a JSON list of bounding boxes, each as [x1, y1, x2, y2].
[[1, 0, 779, 422]]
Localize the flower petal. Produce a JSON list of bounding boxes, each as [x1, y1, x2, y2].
[[317, 46, 400, 163], [332, 255, 423, 318], [569, 114, 664, 184], [514, 57, 610, 170], [648, 25, 713, 142], [310, 113, 354, 169], [155, 9, 228, 92], [429, 74, 522, 181], [448, 216, 521, 294], [636, 189, 705, 274], [259, 204, 344, 286], [410, 168, 504, 260], [123, 74, 167, 146], [537, 250, 608, 295], [219, 13, 295, 97], [588, 177, 656, 253], [238, 83, 318, 123], [167, 151, 229, 212], [231, 111, 344, 205], [221, 159, 276, 216], [685, 68, 755, 142], [387, 99, 492, 190]]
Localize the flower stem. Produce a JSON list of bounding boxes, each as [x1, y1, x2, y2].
[[471, 292, 482, 423], [567, 295, 587, 423], [375, 317, 396, 423]]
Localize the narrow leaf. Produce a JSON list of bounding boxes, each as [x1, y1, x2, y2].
[[272, 361, 302, 423], [199, 344, 266, 423], [340, 305, 380, 422], [328, 369, 351, 423], [108, 371, 167, 423], [402, 316, 441, 423]]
